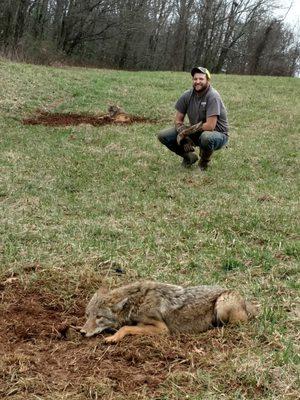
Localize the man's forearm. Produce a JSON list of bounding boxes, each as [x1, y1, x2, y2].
[[175, 117, 185, 129], [174, 111, 186, 133], [202, 116, 217, 131], [201, 122, 213, 131]]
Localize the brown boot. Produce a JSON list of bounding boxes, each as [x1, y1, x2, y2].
[[199, 149, 213, 171]]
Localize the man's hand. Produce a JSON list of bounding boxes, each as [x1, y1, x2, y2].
[[176, 130, 187, 146], [176, 123, 189, 147], [176, 124, 188, 135], [176, 124, 188, 144]]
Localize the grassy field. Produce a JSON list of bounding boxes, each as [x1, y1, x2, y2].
[[0, 59, 299, 399]]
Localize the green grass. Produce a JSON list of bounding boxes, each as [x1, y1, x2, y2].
[[0, 59, 299, 399]]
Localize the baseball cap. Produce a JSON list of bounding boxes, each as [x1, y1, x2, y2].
[[191, 66, 211, 80]]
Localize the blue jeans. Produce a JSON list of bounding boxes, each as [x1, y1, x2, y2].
[[157, 127, 228, 157]]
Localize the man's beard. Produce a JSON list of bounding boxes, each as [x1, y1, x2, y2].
[[194, 82, 209, 93]]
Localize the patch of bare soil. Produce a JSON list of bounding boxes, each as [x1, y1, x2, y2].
[[0, 281, 262, 399], [22, 111, 155, 127]]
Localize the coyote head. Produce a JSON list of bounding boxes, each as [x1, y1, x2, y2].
[[80, 290, 128, 337]]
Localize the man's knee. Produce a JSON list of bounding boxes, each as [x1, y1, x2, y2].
[[157, 127, 177, 145], [200, 131, 214, 150], [157, 130, 165, 144]]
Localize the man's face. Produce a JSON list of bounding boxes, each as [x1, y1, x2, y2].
[[192, 73, 209, 92]]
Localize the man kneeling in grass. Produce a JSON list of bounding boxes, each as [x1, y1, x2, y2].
[[157, 67, 229, 171]]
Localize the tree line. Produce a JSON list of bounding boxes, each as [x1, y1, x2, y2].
[[0, 0, 299, 76]]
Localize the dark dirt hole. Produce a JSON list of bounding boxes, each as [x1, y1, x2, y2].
[[22, 111, 156, 127]]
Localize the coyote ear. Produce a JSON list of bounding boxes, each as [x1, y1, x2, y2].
[[114, 297, 128, 311]]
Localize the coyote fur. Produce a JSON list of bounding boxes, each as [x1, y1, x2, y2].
[[81, 281, 256, 343], [107, 104, 130, 122]]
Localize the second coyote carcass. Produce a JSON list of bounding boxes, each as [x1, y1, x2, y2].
[[81, 281, 257, 343]]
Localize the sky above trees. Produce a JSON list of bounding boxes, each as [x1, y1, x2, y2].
[[276, 0, 300, 25]]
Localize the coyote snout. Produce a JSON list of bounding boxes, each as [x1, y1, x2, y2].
[[82, 281, 257, 343], [80, 318, 101, 337]]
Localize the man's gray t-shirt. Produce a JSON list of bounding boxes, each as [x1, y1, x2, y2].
[[175, 86, 229, 134]]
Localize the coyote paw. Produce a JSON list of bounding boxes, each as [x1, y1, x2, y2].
[[105, 333, 122, 343]]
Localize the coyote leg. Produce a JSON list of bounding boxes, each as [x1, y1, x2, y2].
[[216, 292, 248, 324], [105, 320, 169, 343]]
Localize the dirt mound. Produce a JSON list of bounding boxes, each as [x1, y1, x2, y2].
[[22, 111, 155, 127], [1, 285, 79, 342], [0, 281, 253, 399]]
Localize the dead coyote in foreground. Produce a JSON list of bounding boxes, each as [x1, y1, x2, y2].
[[81, 281, 257, 343]]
